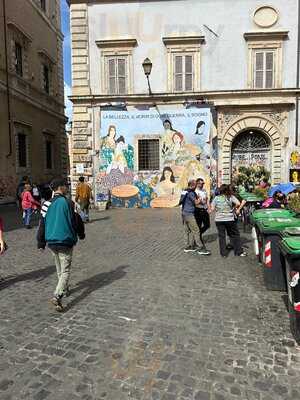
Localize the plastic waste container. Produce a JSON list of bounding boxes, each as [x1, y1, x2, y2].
[[279, 236, 300, 343], [256, 218, 300, 291], [250, 209, 296, 260]]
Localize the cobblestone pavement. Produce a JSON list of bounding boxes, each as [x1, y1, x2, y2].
[[1, 206, 300, 400]]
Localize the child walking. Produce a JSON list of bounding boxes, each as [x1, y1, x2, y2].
[[21, 184, 40, 229]]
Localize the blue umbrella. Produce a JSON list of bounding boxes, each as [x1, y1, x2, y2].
[[268, 183, 296, 197]]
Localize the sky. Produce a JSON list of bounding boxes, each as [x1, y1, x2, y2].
[[61, 0, 72, 123]]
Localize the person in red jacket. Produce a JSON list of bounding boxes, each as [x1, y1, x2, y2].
[[21, 184, 40, 229]]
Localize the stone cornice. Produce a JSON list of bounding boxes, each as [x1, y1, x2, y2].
[[95, 38, 138, 48], [69, 88, 300, 107], [162, 35, 206, 46], [0, 77, 66, 121], [7, 21, 33, 43], [244, 30, 289, 41], [38, 49, 56, 65]]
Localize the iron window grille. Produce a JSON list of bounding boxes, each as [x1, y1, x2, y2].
[[138, 139, 160, 171]]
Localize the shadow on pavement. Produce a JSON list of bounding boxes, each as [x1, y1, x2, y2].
[[204, 233, 218, 243], [0, 265, 55, 290], [0, 204, 39, 232], [87, 216, 110, 224], [281, 293, 289, 313], [65, 265, 129, 312]]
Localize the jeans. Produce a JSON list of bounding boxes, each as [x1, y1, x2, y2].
[[79, 199, 90, 221], [50, 248, 73, 298], [23, 208, 32, 226], [182, 214, 202, 248], [216, 220, 242, 256]]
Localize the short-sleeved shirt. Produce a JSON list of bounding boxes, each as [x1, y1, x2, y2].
[[181, 190, 197, 216], [195, 188, 208, 210], [212, 195, 239, 222]]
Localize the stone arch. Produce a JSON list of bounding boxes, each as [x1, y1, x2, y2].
[[220, 115, 283, 184]]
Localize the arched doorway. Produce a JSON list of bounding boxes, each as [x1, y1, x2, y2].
[[231, 129, 271, 180]]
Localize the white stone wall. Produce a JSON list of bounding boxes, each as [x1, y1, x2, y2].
[[87, 0, 298, 95]]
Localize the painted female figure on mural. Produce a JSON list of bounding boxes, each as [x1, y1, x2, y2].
[[164, 131, 184, 163], [155, 166, 177, 197], [161, 119, 176, 157], [99, 125, 117, 172], [194, 120, 206, 136], [107, 136, 134, 174], [178, 160, 209, 191], [164, 131, 193, 166]]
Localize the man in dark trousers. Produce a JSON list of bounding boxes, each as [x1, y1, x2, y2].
[[37, 178, 85, 312]]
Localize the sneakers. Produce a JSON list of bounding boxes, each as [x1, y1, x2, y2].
[[197, 247, 211, 256], [184, 246, 196, 253], [49, 297, 64, 312], [238, 251, 248, 257]]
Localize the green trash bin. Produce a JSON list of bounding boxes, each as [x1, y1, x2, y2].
[[250, 209, 296, 261], [279, 236, 300, 344], [256, 217, 300, 291], [250, 208, 296, 226]]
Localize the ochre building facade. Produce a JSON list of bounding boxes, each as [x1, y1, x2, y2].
[[0, 0, 67, 202]]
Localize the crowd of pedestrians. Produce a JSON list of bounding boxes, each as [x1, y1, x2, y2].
[[180, 180, 247, 258], [1, 174, 251, 311], [1, 176, 89, 311]]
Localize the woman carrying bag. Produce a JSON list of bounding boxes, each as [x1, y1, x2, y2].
[[211, 184, 247, 258]]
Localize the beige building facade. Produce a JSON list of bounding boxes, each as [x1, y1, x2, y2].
[[68, 0, 300, 207], [0, 0, 67, 202]]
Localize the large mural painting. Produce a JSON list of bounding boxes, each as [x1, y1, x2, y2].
[[96, 107, 212, 208]]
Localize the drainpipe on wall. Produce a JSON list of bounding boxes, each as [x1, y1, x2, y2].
[[296, 0, 300, 146], [3, 0, 12, 157]]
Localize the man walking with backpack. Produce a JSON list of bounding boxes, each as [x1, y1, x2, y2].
[[75, 176, 93, 222], [180, 180, 211, 256], [37, 178, 85, 312]]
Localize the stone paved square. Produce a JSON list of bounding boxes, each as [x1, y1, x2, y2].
[[1, 206, 300, 400]]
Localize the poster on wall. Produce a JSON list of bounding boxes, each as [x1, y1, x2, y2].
[[96, 108, 212, 208], [231, 151, 271, 170], [290, 151, 300, 183]]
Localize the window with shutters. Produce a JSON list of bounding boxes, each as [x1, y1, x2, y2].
[[173, 54, 194, 92], [253, 50, 275, 89], [138, 139, 160, 171], [15, 124, 31, 173], [96, 39, 137, 95], [42, 64, 50, 93], [244, 31, 289, 89], [107, 57, 127, 95], [162, 36, 204, 93], [15, 42, 23, 77]]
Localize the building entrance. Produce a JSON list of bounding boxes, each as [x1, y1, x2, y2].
[[231, 129, 271, 178]]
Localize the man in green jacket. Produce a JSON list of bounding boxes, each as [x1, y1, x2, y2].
[[37, 178, 85, 311]]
